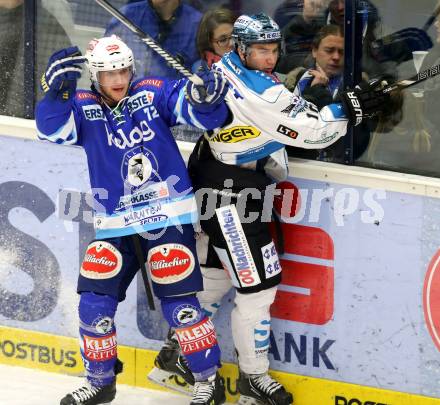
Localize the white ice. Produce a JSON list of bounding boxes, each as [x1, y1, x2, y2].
[[0, 364, 189, 405]]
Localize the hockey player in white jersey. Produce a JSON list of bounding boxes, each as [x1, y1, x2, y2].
[[154, 13, 395, 405]]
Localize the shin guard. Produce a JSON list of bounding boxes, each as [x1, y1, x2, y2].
[[78, 292, 118, 387], [231, 287, 277, 375], [161, 295, 221, 381]]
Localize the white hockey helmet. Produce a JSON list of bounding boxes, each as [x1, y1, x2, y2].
[[85, 35, 135, 90]]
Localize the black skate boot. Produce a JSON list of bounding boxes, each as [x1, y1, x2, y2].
[[154, 329, 195, 385], [60, 358, 123, 405], [190, 372, 226, 405], [237, 371, 293, 405]]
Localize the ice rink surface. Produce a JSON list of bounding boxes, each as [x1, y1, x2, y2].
[[0, 364, 189, 405]]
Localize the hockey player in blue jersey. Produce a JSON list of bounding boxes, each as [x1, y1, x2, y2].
[[35, 35, 230, 405]]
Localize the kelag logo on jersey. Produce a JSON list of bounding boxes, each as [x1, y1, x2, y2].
[[106, 120, 156, 149], [210, 126, 260, 143]]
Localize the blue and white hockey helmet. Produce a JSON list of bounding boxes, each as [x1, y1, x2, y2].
[[232, 13, 282, 51]]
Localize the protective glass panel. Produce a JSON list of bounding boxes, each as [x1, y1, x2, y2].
[[0, 2, 25, 117], [354, 0, 440, 177]]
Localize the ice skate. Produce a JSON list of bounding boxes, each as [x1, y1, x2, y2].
[[190, 372, 226, 405], [236, 371, 293, 405], [60, 359, 123, 405], [60, 381, 116, 405], [148, 329, 195, 395]]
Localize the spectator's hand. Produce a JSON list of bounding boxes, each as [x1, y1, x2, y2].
[[185, 68, 229, 112], [41, 46, 87, 99], [309, 64, 329, 86], [340, 77, 395, 126], [371, 28, 433, 63]]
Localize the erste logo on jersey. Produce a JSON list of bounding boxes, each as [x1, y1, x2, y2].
[[82, 104, 106, 121], [127, 90, 155, 115], [148, 243, 195, 284], [81, 241, 122, 279], [210, 126, 261, 143]]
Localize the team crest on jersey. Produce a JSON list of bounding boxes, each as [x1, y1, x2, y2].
[[281, 96, 308, 118], [210, 126, 261, 143], [82, 104, 106, 121], [173, 304, 201, 326], [121, 146, 160, 187]]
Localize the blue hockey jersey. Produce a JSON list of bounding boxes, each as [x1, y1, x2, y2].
[[35, 77, 228, 239]]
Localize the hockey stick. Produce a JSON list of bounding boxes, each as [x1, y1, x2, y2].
[[132, 234, 156, 311], [422, 3, 440, 32], [382, 63, 440, 94], [94, 0, 203, 85]]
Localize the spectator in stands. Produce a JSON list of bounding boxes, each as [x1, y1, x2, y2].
[[0, 0, 71, 117], [192, 8, 235, 71], [284, 24, 400, 162], [273, 0, 303, 29], [278, 0, 432, 77], [284, 24, 360, 161], [105, 0, 202, 79]]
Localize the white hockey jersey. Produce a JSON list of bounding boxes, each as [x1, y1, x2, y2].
[[208, 51, 349, 179]]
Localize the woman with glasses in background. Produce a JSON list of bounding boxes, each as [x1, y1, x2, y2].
[[192, 8, 235, 71]]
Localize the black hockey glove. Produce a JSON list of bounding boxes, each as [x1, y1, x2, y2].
[[41, 46, 87, 100], [339, 77, 392, 126], [185, 67, 229, 112], [371, 27, 433, 63]]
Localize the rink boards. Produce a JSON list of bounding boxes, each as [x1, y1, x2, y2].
[[1, 326, 439, 405], [2, 119, 440, 404]]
